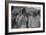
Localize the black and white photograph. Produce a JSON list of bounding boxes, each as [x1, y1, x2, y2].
[[5, 1, 45, 34], [11, 6, 40, 28]]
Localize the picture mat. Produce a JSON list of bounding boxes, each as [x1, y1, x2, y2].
[[8, 3, 43, 32]]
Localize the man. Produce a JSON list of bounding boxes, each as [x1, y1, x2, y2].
[[16, 8, 27, 28], [28, 12, 33, 28], [31, 12, 40, 28]]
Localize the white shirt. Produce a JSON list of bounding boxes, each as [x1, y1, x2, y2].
[[16, 15, 27, 28]]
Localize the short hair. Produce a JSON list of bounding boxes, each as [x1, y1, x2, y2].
[[22, 8, 26, 14], [37, 9, 40, 16]]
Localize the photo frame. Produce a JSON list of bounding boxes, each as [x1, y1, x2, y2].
[[5, 0, 45, 34]]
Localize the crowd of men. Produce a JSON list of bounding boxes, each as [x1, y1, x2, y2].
[[11, 6, 40, 29]]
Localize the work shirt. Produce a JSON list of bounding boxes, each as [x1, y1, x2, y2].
[[28, 15, 40, 28], [16, 15, 27, 28]]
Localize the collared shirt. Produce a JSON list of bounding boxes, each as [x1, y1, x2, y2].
[[28, 15, 40, 28], [16, 15, 27, 28]]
